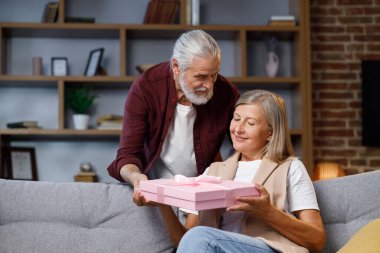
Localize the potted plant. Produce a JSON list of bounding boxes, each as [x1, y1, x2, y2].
[[66, 85, 96, 130]]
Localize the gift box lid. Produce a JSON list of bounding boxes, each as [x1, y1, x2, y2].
[[140, 177, 259, 201]]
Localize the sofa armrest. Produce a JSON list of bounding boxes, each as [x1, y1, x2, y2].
[[313, 170, 380, 253]]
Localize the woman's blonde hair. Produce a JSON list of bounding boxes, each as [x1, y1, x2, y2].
[[235, 89, 294, 163]]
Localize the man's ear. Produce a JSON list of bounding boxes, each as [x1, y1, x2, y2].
[[171, 58, 180, 75]]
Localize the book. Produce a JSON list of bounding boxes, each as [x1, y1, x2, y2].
[[41, 3, 51, 22], [7, 121, 39, 129], [97, 114, 123, 130], [97, 121, 123, 130], [269, 20, 296, 26], [144, 0, 179, 24], [185, 0, 192, 25], [65, 17, 96, 23], [41, 2, 59, 23], [97, 114, 123, 123], [48, 2, 59, 23], [269, 15, 296, 21], [144, 0, 159, 23], [162, 0, 180, 24]]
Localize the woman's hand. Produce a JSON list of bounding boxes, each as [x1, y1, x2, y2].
[[227, 183, 275, 220], [228, 183, 326, 251]]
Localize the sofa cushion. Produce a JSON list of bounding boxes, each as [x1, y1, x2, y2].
[[313, 170, 380, 253], [337, 218, 380, 253], [0, 179, 174, 253]]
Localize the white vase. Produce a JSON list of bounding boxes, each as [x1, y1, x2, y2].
[[265, 52, 279, 77], [73, 114, 90, 130]]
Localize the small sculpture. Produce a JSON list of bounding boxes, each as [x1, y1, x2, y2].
[[80, 162, 93, 172], [264, 36, 279, 77]]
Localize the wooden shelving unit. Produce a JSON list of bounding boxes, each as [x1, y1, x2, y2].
[[0, 0, 313, 179]]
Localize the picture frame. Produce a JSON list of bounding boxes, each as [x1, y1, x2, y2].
[[6, 147, 38, 181], [51, 57, 68, 76], [84, 47, 104, 76]]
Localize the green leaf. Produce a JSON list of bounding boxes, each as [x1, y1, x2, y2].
[[66, 85, 96, 114]]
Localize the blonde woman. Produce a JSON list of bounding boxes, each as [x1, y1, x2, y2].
[[157, 90, 326, 253]]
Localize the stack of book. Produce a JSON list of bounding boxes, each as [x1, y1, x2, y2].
[[74, 171, 98, 183], [97, 114, 123, 130], [41, 2, 59, 23], [144, 0, 180, 24], [7, 121, 40, 129], [268, 15, 297, 26]]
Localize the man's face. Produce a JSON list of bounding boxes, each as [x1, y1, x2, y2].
[[178, 56, 220, 105]]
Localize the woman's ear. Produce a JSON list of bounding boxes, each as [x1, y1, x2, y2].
[[267, 132, 272, 142]]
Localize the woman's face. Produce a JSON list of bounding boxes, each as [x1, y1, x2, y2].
[[230, 104, 272, 161]]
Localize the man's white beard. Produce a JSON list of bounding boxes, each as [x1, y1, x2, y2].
[[179, 73, 214, 105]]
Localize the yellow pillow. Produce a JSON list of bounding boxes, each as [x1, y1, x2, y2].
[[338, 219, 380, 253]]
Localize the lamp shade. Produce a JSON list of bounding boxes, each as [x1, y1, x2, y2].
[[313, 162, 346, 181]]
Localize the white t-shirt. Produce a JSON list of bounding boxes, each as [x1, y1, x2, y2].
[[219, 159, 319, 233], [148, 103, 198, 179]]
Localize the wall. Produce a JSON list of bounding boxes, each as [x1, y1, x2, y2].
[[310, 0, 380, 174]]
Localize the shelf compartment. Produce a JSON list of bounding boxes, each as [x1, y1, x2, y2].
[[63, 81, 129, 130], [65, 0, 155, 25], [125, 27, 242, 76], [0, 84, 59, 129], [196, 0, 297, 26], [246, 30, 299, 78], [2, 27, 121, 76]]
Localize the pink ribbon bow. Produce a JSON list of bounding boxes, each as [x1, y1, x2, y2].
[[174, 174, 222, 186]]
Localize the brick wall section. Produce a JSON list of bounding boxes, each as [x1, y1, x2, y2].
[[310, 0, 380, 175]]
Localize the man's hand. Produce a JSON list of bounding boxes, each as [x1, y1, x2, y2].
[[131, 172, 149, 206], [120, 164, 150, 206]]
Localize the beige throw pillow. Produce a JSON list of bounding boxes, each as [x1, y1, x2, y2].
[[338, 219, 380, 253]]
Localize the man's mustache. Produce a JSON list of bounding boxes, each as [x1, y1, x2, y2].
[[194, 86, 207, 92]]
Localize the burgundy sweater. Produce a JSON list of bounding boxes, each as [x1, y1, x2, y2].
[[107, 61, 239, 182]]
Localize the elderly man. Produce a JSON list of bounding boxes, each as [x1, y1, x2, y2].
[[107, 29, 239, 205]]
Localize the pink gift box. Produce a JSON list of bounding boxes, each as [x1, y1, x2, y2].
[[140, 177, 259, 211]]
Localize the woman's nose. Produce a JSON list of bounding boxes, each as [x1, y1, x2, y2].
[[235, 122, 244, 133]]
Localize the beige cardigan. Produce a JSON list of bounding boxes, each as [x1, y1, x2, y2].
[[199, 152, 309, 253]]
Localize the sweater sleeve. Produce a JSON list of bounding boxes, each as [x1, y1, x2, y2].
[[107, 77, 150, 181]]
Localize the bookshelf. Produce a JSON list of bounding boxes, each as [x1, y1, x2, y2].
[[0, 0, 313, 180]]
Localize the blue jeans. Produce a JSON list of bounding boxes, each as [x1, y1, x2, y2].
[[177, 226, 277, 253]]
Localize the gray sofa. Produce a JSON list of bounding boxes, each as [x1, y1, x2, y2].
[[1, 170, 379, 253]]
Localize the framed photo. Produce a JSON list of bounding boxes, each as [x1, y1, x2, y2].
[[84, 47, 104, 76], [51, 57, 68, 76], [6, 147, 38, 181]]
